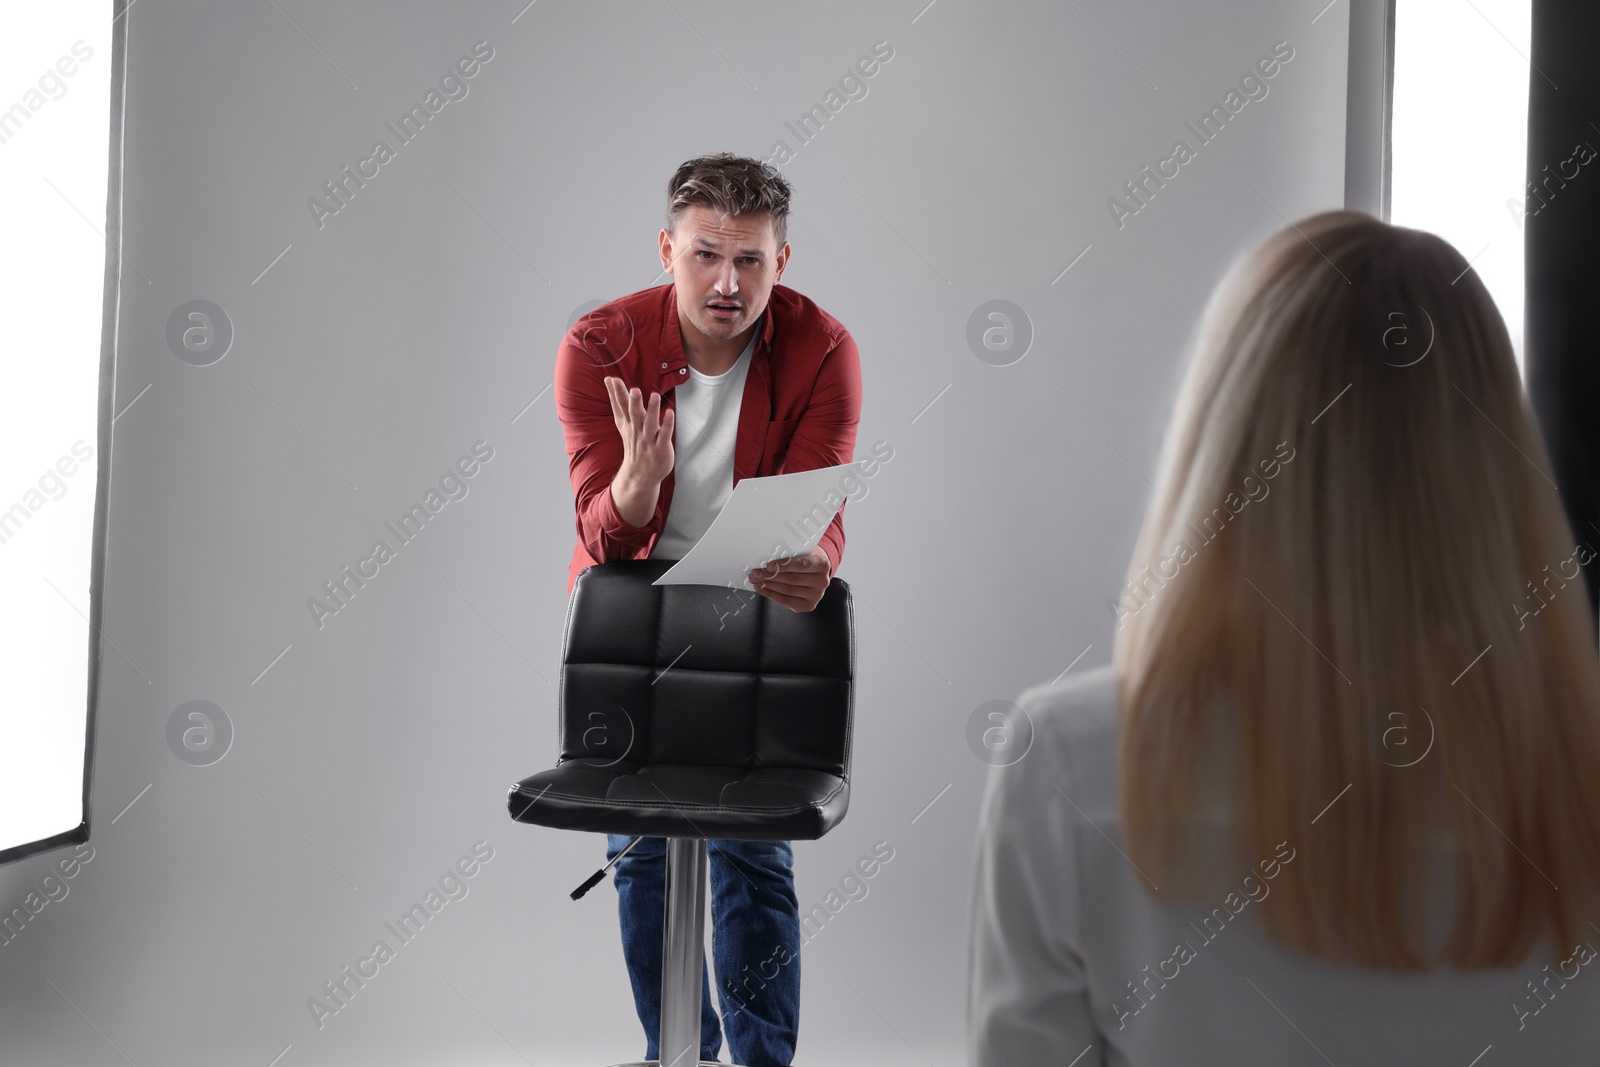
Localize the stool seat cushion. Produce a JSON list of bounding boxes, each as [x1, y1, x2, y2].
[[509, 759, 849, 841]]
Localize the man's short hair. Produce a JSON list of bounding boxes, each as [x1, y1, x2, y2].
[[666, 152, 792, 250]]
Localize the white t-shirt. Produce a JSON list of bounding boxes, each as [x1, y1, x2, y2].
[[649, 320, 759, 561], [967, 661, 1600, 1065]]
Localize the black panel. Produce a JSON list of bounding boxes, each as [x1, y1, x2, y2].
[[756, 676, 851, 773], [563, 567, 662, 666], [558, 663, 652, 764], [650, 671, 759, 768], [761, 581, 853, 678], [656, 582, 766, 672], [1527, 0, 1600, 623]]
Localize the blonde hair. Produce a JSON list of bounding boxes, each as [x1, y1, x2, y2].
[[1113, 209, 1600, 971]]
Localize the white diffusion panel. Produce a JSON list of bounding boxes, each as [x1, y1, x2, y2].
[[0, 5, 112, 857]]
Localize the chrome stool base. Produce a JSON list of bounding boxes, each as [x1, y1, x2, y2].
[[609, 842, 747, 1067]]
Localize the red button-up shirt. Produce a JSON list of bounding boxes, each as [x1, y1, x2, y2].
[[554, 282, 862, 595]]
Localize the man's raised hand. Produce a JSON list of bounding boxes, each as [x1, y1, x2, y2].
[[605, 376, 674, 488]]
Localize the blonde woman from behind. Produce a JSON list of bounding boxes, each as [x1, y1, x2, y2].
[[967, 210, 1600, 1066]]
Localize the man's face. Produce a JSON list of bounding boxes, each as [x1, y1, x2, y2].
[[660, 204, 790, 344]]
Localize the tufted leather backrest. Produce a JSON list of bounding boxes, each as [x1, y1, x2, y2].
[[558, 559, 855, 781]]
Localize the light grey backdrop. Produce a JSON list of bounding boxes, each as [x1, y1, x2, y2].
[[1, 1, 1348, 1063]]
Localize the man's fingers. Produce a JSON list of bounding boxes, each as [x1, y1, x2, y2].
[[645, 390, 663, 438], [752, 567, 803, 587], [758, 555, 821, 574], [753, 573, 813, 595], [614, 383, 642, 446], [749, 560, 788, 584], [606, 378, 631, 436], [605, 380, 669, 431], [751, 584, 804, 612]]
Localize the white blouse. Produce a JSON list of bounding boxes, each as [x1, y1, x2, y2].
[[966, 662, 1600, 1065]]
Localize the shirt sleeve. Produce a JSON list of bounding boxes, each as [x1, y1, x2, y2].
[[553, 329, 659, 563], [781, 332, 861, 578], [966, 696, 1104, 1065]]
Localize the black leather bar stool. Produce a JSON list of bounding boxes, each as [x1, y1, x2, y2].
[[508, 559, 856, 1067]]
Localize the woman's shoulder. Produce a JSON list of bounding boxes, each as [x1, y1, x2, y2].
[[1015, 662, 1119, 757], [1007, 663, 1121, 818]]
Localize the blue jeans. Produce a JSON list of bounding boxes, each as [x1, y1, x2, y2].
[[606, 834, 801, 1066]]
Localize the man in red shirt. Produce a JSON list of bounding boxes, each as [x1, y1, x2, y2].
[[553, 153, 861, 1066]]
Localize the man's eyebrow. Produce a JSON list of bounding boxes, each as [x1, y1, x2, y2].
[[692, 237, 765, 257]]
